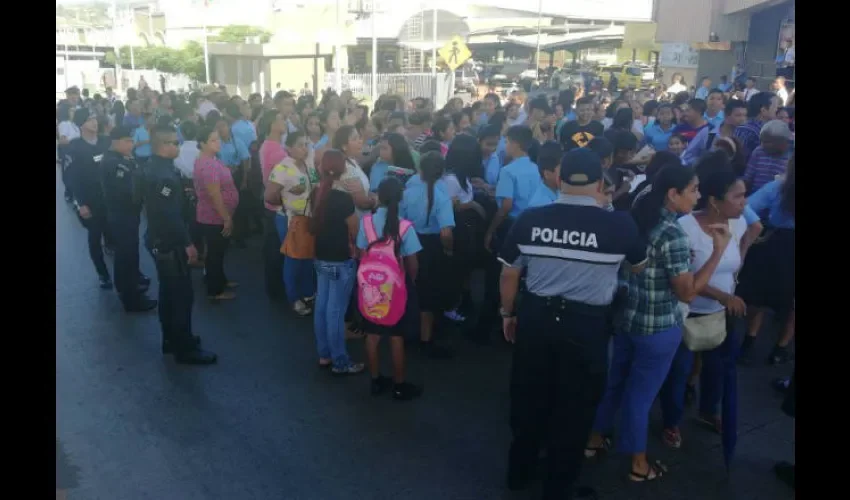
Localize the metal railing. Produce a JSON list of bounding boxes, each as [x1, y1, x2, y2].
[[324, 72, 454, 108]]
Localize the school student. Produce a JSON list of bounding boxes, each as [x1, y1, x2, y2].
[[401, 152, 456, 359], [526, 141, 563, 208], [357, 178, 423, 400]]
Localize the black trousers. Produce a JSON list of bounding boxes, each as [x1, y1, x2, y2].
[[199, 223, 230, 296], [262, 209, 285, 298], [150, 248, 194, 352], [109, 213, 142, 304], [80, 211, 112, 278], [508, 294, 610, 500], [474, 218, 515, 338]]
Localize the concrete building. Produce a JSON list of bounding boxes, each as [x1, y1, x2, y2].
[[653, 0, 795, 89]]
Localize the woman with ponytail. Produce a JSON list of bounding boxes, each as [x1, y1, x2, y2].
[[356, 177, 423, 400], [400, 151, 455, 359], [310, 149, 364, 375], [586, 165, 732, 483]]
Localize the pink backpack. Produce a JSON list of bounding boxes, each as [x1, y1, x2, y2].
[[357, 215, 412, 327]]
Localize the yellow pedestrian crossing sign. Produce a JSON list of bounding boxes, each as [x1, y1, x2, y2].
[[439, 36, 472, 71]]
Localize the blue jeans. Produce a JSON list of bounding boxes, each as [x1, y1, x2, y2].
[[314, 259, 356, 368], [275, 213, 316, 303], [659, 341, 694, 429], [592, 325, 682, 454]]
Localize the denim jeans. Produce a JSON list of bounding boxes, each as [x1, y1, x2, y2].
[[275, 212, 316, 303], [314, 259, 356, 368], [592, 325, 682, 454]]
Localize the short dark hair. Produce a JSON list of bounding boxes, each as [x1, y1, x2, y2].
[[708, 89, 725, 99], [478, 124, 501, 141], [529, 97, 551, 114], [151, 125, 178, 151], [409, 111, 432, 126], [225, 101, 242, 119], [575, 96, 594, 107], [506, 125, 534, 152], [536, 141, 562, 175], [724, 99, 747, 115], [687, 98, 707, 115], [180, 121, 198, 141], [748, 92, 776, 118]]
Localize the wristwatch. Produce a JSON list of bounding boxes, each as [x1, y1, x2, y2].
[[499, 307, 516, 318]]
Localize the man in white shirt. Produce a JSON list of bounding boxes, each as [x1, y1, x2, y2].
[[742, 77, 760, 102], [196, 84, 221, 120], [773, 76, 789, 106], [174, 121, 199, 179]]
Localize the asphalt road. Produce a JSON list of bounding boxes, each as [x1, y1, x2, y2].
[[56, 172, 795, 500]]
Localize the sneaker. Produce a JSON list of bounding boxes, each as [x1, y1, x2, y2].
[[99, 275, 113, 289], [293, 300, 312, 316], [370, 375, 393, 396], [332, 362, 365, 376], [443, 309, 466, 322], [768, 345, 792, 365], [392, 382, 423, 401]]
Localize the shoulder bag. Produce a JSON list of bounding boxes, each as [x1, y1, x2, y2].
[[281, 180, 315, 259]]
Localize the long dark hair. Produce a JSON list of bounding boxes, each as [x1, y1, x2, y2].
[[309, 149, 347, 235], [631, 165, 696, 238], [332, 125, 356, 152], [112, 100, 125, 127], [445, 134, 482, 192], [258, 109, 280, 142], [382, 133, 415, 171], [645, 151, 681, 180], [432, 116, 452, 142], [781, 153, 795, 219], [612, 107, 634, 131], [695, 167, 739, 211], [420, 151, 446, 221], [375, 177, 403, 247]]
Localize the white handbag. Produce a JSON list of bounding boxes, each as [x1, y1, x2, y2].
[[682, 310, 727, 352]]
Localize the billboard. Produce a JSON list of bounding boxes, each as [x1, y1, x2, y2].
[[486, 0, 654, 22]]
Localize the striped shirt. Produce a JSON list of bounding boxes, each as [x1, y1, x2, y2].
[[734, 119, 764, 163], [743, 146, 790, 194]]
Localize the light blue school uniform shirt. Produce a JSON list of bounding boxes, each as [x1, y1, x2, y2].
[[495, 155, 542, 219], [643, 122, 674, 151], [695, 87, 710, 99], [746, 179, 794, 229], [132, 127, 152, 158], [369, 160, 390, 192], [231, 119, 257, 149], [400, 175, 455, 234], [704, 111, 725, 130], [313, 134, 329, 150], [356, 207, 422, 256], [496, 136, 507, 165], [484, 152, 501, 185], [527, 183, 558, 208], [217, 137, 251, 168]]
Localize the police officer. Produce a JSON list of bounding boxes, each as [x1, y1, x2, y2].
[[65, 108, 115, 288], [498, 148, 647, 500], [141, 125, 217, 365], [101, 126, 157, 312]]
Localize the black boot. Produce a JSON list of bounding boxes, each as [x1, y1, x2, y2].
[[162, 335, 202, 354], [174, 348, 218, 365], [124, 297, 158, 313]]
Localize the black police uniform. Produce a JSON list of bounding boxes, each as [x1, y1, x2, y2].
[[100, 148, 155, 310], [141, 154, 216, 364], [66, 134, 114, 284], [498, 150, 646, 500]]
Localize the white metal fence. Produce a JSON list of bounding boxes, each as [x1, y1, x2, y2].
[[56, 60, 196, 101], [323, 73, 454, 109]]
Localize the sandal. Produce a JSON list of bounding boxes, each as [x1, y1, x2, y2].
[[584, 436, 612, 458], [318, 359, 332, 369], [629, 460, 667, 482]]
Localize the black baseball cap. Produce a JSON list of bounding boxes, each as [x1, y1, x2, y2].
[[110, 126, 134, 140], [560, 147, 603, 186]]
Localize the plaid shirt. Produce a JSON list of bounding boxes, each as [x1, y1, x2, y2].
[[743, 146, 790, 194], [734, 119, 763, 163], [618, 208, 691, 335]]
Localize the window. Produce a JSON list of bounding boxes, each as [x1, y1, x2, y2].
[[625, 67, 642, 77]]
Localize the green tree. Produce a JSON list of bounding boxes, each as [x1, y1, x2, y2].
[[211, 25, 271, 43]]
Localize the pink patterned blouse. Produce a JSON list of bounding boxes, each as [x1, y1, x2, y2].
[[193, 155, 239, 225], [260, 139, 288, 212]]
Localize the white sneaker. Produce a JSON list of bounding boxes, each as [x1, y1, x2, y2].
[[293, 300, 311, 316]]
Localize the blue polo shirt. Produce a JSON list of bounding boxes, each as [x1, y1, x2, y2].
[[231, 119, 257, 149], [527, 183, 558, 208], [369, 160, 390, 192], [747, 179, 795, 229], [495, 155, 543, 219], [313, 134, 329, 150], [483, 152, 501, 185], [356, 207, 423, 256], [643, 122, 674, 151], [217, 137, 250, 168], [499, 194, 647, 305], [400, 175, 455, 234], [132, 127, 152, 158], [704, 111, 725, 130]]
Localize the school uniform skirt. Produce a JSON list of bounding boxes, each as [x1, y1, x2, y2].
[[416, 233, 456, 313], [736, 228, 795, 320]]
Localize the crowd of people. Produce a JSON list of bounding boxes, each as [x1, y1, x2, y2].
[[56, 73, 795, 499]]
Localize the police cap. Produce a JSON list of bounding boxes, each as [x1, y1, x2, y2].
[[110, 125, 134, 141], [560, 148, 603, 186]]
